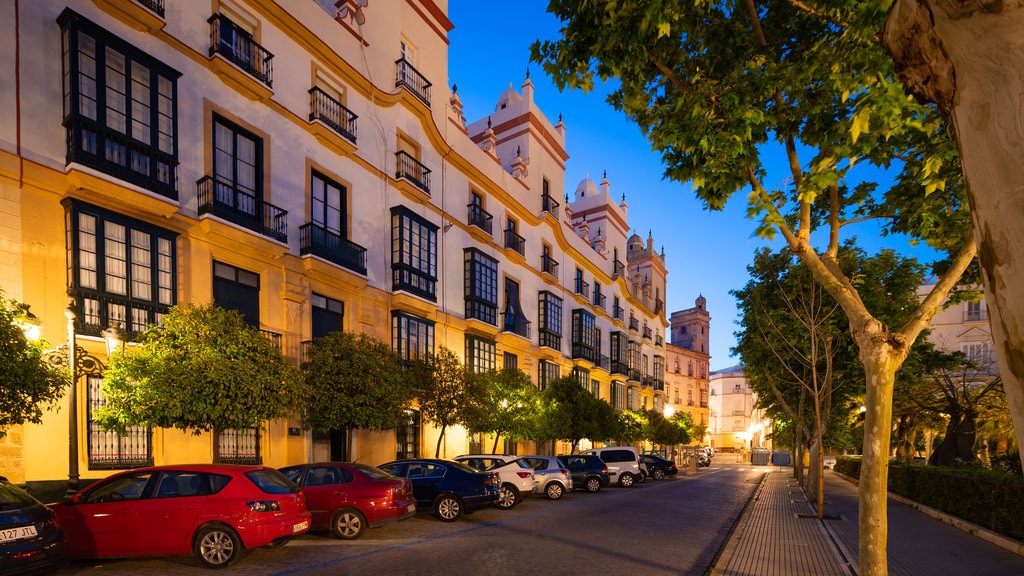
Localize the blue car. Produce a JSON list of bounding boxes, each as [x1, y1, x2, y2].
[[0, 476, 69, 576], [377, 459, 500, 522]]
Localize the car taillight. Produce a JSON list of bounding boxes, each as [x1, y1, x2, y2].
[[516, 472, 532, 479], [601, 466, 608, 473], [247, 500, 281, 512], [559, 468, 570, 478], [484, 474, 499, 487]]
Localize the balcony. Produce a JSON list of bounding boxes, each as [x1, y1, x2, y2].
[[64, 116, 178, 200], [598, 355, 610, 371], [396, 151, 431, 195], [610, 360, 629, 377], [299, 222, 367, 275], [628, 368, 642, 382], [613, 304, 624, 321], [503, 313, 532, 339], [196, 176, 287, 242], [629, 316, 640, 331], [542, 255, 559, 277], [593, 292, 607, 310], [613, 259, 625, 278], [208, 14, 273, 89], [504, 229, 525, 256], [395, 58, 431, 106], [309, 87, 357, 145], [575, 279, 590, 299], [260, 329, 282, 350], [655, 334, 664, 346], [643, 326, 653, 340], [542, 193, 560, 218], [654, 298, 664, 315], [468, 203, 493, 234], [539, 328, 561, 350], [571, 343, 600, 364]]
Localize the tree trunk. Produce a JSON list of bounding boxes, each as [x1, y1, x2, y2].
[[883, 0, 1024, 475], [435, 426, 446, 458], [491, 434, 501, 454], [858, 347, 899, 576]]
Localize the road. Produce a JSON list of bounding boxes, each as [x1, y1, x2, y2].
[[56, 463, 762, 576]]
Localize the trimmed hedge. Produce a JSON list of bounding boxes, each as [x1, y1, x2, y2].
[[834, 456, 1024, 541]]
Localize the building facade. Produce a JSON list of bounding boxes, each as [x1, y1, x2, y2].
[[664, 296, 711, 442], [708, 365, 769, 452], [1, 0, 691, 487]]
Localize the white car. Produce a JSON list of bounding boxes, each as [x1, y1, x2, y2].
[[453, 455, 535, 509]]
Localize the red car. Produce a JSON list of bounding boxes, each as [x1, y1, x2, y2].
[[279, 462, 416, 539], [48, 464, 310, 568]]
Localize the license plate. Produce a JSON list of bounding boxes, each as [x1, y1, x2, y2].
[[292, 521, 309, 533], [407, 504, 416, 514], [0, 525, 38, 543]]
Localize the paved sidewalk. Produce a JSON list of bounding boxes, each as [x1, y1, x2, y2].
[[712, 467, 1024, 576]]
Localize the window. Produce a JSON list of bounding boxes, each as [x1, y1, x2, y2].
[[87, 375, 151, 470], [466, 336, 496, 373], [574, 268, 588, 297], [538, 291, 563, 350], [312, 170, 346, 238], [591, 379, 601, 398], [966, 300, 983, 322], [464, 249, 498, 325], [65, 199, 177, 335], [311, 293, 343, 339], [610, 381, 625, 411], [59, 10, 180, 198], [391, 206, 438, 301], [212, 114, 262, 221], [571, 366, 590, 387], [392, 311, 434, 361], [962, 342, 991, 364], [505, 218, 525, 255], [538, 359, 560, 390], [468, 192, 492, 234], [571, 309, 598, 362], [396, 410, 420, 460], [653, 355, 665, 389], [626, 387, 639, 411], [503, 278, 530, 337], [213, 261, 259, 327], [627, 340, 641, 380], [610, 331, 628, 376], [503, 352, 518, 371], [216, 428, 261, 464]]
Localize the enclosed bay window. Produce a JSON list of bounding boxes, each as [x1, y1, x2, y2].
[[538, 291, 563, 350], [392, 311, 434, 361], [464, 249, 498, 325], [466, 335, 496, 373], [391, 206, 438, 301]]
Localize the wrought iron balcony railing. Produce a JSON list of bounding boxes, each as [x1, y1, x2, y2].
[[613, 305, 624, 320], [598, 355, 610, 371], [655, 334, 664, 346], [503, 313, 532, 338], [136, 0, 164, 17], [643, 326, 653, 340], [575, 279, 590, 299], [504, 229, 525, 256], [571, 343, 600, 364], [395, 151, 431, 195], [309, 87, 357, 144], [208, 14, 273, 88], [610, 359, 629, 377], [468, 203, 493, 234], [395, 58, 431, 106], [629, 316, 640, 331], [299, 222, 367, 275], [542, 193, 560, 218], [542, 255, 559, 277], [196, 176, 287, 242], [654, 298, 664, 315], [539, 328, 561, 350], [613, 259, 625, 277], [593, 292, 607, 310], [260, 329, 282, 350]]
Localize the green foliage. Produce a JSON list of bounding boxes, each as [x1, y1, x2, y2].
[[0, 292, 69, 437], [95, 304, 306, 435], [414, 347, 484, 457], [647, 409, 692, 446], [538, 377, 618, 451], [616, 410, 646, 445], [300, 330, 416, 432], [462, 368, 541, 452]]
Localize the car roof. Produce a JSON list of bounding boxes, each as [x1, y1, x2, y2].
[[112, 463, 271, 474]]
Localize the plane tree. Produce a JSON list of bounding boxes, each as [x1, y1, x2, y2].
[[462, 368, 542, 454], [531, 2, 975, 572]]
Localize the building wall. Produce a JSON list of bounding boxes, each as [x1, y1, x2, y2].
[[1, 0, 690, 485]]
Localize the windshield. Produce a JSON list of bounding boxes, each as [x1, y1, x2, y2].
[[0, 482, 38, 510]]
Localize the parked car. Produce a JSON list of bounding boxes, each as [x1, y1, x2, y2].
[[279, 462, 415, 540], [556, 454, 609, 493], [519, 455, 573, 500], [578, 446, 644, 487], [0, 476, 69, 576], [453, 455, 535, 510], [640, 454, 678, 480], [48, 464, 310, 568], [377, 459, 499, 522]]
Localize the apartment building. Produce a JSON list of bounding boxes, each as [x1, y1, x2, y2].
[[664, 296, 711, 439], [0, 0, 676, 489], [708, 365, 769, 452]]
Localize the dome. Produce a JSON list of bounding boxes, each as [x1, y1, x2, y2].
[[575, 176, 598, 199], [495, 84, 522, 111]]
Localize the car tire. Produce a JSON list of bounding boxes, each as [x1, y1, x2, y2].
[[585, 477, 602, 493], [637, 470, 647, 484], [653, 469, 666, 480], [496, 484, 520, 510], [545, 482, 565, 500], [433, 494, 464, 522], [332, 508, 367, 540], [194, 524, 242, 568], [618, 473, 635, 487]]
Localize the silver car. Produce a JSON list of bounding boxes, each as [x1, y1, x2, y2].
[[520, 455, 573, 500], [453, 455, 535, 509]]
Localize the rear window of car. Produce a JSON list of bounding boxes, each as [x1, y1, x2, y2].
[[246, 469, 300, 494], [353, 463, 392, 480], [0, 481, 38, 509], [601, 450, 634, 463]]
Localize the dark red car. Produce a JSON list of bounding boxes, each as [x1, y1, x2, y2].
[[279, 462, 416, 539], [48, 464, 310, 568]]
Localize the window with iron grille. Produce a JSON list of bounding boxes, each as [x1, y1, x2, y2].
[[65, 199, 177, 336], [538, 291, 563, 350], [538, 359, 560, 390], [392, 311, 434, 361], [466, 335, 496, 373], [464, 249, 497, 325], [396, 409, 420, 460], [213, 261, 259, 327], [311, 293, 344, 339], [391, 206, 438, 301], [216, 428, 261, 464], [87, 375, 152, 469], [59, 9, 180, 199]]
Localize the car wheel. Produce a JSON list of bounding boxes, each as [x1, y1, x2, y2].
[[545, 482, 565, 500], [618, 473, 635, 487], [496, 484, 520, 510], [194, 524, 242, 568], [433, 494, 464, 522], [585, 477, 602, 493], [637, 470, 647, 484], [653, 469, 666, 480], [332, 508, 367, 540]]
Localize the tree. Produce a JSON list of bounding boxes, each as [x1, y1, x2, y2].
[[95, 304, 306, 436], [616, 410, 646, 446], [0, 292, 69, 438], [646, 409, 692, 447], [531, 4, 976, 572], [463, 368, 541, 453], [414, 347, 483, 458], [539, 377, 618, 453], [300, 331, 417, 441]]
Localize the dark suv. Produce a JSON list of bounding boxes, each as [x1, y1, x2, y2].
[[557, 454, 609, 493]]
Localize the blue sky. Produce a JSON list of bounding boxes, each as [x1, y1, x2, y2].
[[446, 2, 933, 371]]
